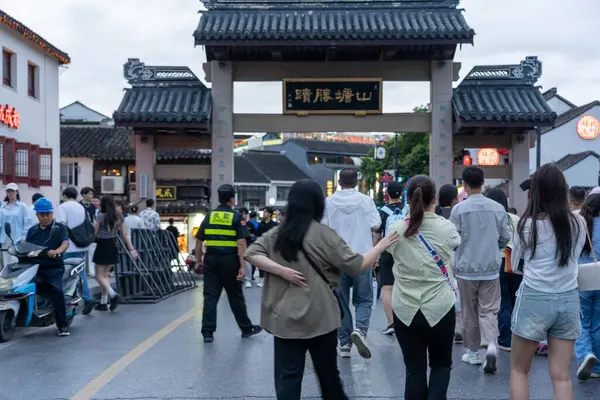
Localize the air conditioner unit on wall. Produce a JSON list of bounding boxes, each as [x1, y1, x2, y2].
[[101, 176, 125, 194]]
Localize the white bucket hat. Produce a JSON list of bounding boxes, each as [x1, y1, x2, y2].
[[5, 182, 18, 191]]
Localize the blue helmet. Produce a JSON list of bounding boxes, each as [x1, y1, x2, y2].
[[34, 198, 54, 213]]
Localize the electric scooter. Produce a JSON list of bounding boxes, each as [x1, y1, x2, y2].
[[0, 223, 85, 342]]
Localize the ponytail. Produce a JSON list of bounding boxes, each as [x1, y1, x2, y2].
[[405, 187, 425, 238], [403, 175, 437, 238]]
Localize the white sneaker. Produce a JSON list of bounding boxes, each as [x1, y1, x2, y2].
[[257, 278, 264, 288], [577, 354, 598, 381], [483, 345, 498, 374], [350, 331, 372, 359], [461, 350, 482, 365], [337, 344, 351, 358], [244, 281, 252, 288], [590, 372, 600, 379]]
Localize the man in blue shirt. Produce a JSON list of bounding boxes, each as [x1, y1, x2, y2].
[[26, 198, 70, 336]]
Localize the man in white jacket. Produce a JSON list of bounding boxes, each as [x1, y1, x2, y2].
[[322, 168, 381, 359]]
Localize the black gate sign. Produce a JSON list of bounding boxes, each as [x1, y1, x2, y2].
[[283, 78, 382, 115]]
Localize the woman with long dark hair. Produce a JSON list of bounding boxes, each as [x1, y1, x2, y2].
[[510, 164, 586, 399], [245, 179, 398, 400], [485, 188, 522, 352], [575, 194, 600, 381], [93, 196, 137, 311], [387, 175, 460, 399]]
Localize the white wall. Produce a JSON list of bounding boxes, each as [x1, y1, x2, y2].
[[60, 102, 107, 123], [546, 96, 575, 115], [0, 28, 61, 206], [266, 181, 293, 208], [60, 157, 94, 195], [530, 104, 600, 172], [563, 156, 599, 188]]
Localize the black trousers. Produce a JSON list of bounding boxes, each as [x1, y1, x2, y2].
[[37, 267, 67, 329], [201, 253, 253, 335], [274, 330, 348, 400], [394, 308, 455, 400]]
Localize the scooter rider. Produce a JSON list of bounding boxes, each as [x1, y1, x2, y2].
[[26, 198, 70, 336]]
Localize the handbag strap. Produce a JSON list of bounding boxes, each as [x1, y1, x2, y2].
[[301, 248, 335, 291], [585, 228, 598, 263], [406, 220, 456, 293]]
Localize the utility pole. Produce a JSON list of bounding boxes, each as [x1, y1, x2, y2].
[[394, 133, 399, 181], [536, 126, 541, 169]]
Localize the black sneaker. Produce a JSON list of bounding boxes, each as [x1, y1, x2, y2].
[[203, 336, 214, 343], [82, 300, 98, 315], [241, 325, 263, 338], [454, 332, 463, 344], [382, 323, 394, 335], [109, 294, 122, 312], [58, 327, 70, 337], [95, 303, 108, 311]]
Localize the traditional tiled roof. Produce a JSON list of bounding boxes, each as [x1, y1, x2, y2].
[[60, 127, 211, 161], [0, 10, 70, 65], [195, 1, 474, 44], [554, 151, 600, 172], [285, 139, 372, 156], [234, 155, 270, 184], [542, 100, 600, 133], [113, 59, 212, 125], [453, 57, 557, 125], [243, 151, 310, 182], [542, 88, 577, 108]]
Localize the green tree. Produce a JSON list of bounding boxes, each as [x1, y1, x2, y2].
[[360, 105, 430, 193]]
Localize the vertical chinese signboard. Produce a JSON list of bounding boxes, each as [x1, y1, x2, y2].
[[283, 78, 382, 115]]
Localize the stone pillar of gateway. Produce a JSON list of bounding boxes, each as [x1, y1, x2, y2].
[[193, 0, 475, 197], [452, 56, 557, 213]]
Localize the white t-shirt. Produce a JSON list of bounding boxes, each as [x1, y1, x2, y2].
[[56, 200, 89, 253], [512, 215, 586, 293], [124, 215, 144, 237]]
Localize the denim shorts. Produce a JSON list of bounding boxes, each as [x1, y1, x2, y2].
[[512, 284, 582, 342]]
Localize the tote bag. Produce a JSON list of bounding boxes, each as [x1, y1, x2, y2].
[[578, 229, 600, 292]]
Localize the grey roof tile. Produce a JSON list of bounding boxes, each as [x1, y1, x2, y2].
[[194, 8, 474, 43], [554, 151, 600, 172], [234, 155, 270, 184], [60, 127, 211, 161], [243, 150, 310, 182], [113, 87, 212, 124], [453, 57, 557, 125]]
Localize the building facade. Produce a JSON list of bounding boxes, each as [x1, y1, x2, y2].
[[530, 89, 600, 188], [0, 11, 69, 205]]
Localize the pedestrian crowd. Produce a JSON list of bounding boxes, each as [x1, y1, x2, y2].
[[0, 184, 174, 337], [202, 164, 600, 400]]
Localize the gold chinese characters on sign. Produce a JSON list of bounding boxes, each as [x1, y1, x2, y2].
[[477, 148, 500, 166], [577, 115, 600, 140], [156, 186, 176, 201], [283, 78, 382, 115]]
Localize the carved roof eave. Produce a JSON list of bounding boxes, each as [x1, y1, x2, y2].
[[123, 58, 206, 89], [201, 0, 461, 10], [459, 56, 543, 88]]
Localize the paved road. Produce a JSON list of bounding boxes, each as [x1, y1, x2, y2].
[[1, 283, 599, 400]]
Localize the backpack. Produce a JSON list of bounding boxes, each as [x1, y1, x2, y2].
[[380, 205, 405, 237], [68, 213, 96, 248]]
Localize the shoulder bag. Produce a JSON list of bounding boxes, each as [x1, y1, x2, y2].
[[577, 229, 600, 291], [68, 212, 96, 248], [301, 248, 344, 319], [407, 220, 456, 293]]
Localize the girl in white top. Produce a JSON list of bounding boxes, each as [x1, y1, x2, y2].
[[510, 164, 586, 400]]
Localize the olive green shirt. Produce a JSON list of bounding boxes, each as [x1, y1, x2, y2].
[[389, 212, 461, 327], [245, 221, 363, 339]]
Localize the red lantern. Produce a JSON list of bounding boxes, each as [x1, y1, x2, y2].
[[463, 155, 472, 166]]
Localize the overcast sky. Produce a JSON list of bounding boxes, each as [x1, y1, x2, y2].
[[4, 0, 599, 118]]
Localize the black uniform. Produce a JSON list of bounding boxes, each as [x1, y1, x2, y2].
[[196, 203, 256, 339]]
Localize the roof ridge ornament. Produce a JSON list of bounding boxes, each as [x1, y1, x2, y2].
[[462, 56, 542, 86], [123, 58, 204, 88]]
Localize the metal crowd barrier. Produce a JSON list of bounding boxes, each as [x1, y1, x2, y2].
[[114, 229, 197, 303]]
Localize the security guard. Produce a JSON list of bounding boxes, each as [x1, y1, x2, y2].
[[195, 184, 262, 343]]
